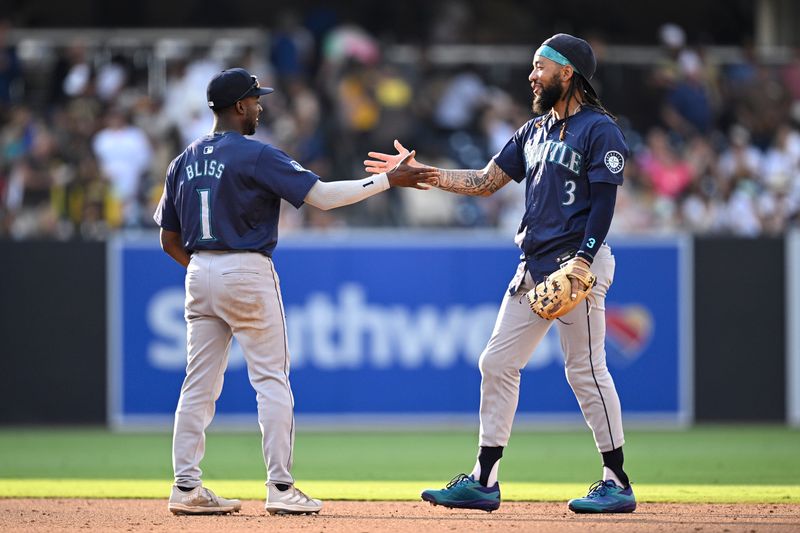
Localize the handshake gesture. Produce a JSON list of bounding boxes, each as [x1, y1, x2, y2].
[[366, 140, 438, 190]]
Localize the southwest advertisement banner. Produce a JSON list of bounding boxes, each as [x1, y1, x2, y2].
[[108, 233, 691, 427]]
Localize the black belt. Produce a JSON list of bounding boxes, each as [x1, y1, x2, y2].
[[523, 248, 577, 266]]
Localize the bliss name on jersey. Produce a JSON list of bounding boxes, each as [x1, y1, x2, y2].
[[186, 159, 225, 180], [524, 139, 582, 175]]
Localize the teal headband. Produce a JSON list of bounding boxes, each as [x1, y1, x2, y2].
[[535, 45, 580, 75]]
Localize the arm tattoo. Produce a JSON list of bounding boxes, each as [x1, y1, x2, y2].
[[433, 161, 511, 196]]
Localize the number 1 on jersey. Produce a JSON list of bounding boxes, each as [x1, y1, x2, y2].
[[197, 188, 215, 241]]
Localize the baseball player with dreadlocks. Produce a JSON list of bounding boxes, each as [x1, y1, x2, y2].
[[365, 34, 635, 513]]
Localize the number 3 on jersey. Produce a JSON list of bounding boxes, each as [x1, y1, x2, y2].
[[563, 179, 576, 206], [197, 189, 215, 241]]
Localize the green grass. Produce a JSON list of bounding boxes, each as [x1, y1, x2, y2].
[[1, 479, 797, 503], [0, 426, 799, 502]]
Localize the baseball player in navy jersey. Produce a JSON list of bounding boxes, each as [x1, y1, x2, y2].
[[155, 68, 436, 516], [365, 34, 635, 514]]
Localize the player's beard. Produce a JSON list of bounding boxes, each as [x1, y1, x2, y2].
[[246, 116, 257, 136], [532, 76, 564, 115], [244, 106, 259, 135]]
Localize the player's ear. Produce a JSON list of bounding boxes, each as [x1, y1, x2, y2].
[[561, 65, 574, 82], [235, 100, 244, 115]]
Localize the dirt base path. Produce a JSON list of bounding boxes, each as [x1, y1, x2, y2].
[[2, 499, 799, 532]]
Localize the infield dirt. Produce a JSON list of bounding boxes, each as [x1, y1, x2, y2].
[[1, 499, 799, 532]]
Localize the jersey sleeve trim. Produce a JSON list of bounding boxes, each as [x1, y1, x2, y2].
[[158, 221, 182, 232], [492, 155, 525, 184]]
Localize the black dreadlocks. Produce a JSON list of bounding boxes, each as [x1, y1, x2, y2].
[[558, 75, 616, 140], [536, 73, 616, 141]]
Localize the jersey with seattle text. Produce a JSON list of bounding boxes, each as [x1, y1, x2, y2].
[[154, 131, 319, 256], [493, 107, 627, 277]]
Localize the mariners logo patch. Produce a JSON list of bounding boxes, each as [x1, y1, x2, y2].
[[604, 150, 624, 174], [290, 160, 307, 172]]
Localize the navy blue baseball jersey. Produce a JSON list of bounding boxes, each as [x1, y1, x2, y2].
[[493, 107, 627, 278], [154, 131, 319, 255]]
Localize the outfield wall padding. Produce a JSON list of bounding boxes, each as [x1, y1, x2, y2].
[[0, 240, 107, 423], [0, 234, 791, 425], [693, 236, 785, 422]]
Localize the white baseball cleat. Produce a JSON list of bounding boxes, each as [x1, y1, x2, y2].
[[265, 483, 323, 515], [168, 485, 242, 515]]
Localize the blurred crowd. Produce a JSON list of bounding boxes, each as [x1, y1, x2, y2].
[[1, 12, 799, 240], [611, 24, 800, 236]]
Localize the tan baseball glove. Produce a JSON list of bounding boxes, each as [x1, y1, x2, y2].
[[526, 257, 597, 320]]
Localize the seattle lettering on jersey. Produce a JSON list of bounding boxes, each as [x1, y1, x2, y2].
[[524, 139, 582, 175], [186, 159, 225, 180]]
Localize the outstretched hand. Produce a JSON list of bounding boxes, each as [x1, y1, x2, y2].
[[385, 150, 438, 189], [364, 140, 421, 174]]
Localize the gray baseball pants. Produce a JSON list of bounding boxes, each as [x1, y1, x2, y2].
[[478, 243, 625, 453], [173, 251, 295, 488]]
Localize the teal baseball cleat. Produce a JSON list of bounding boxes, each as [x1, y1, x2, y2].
[[421, 474, 501, 512], [568, 480, 637, 513]]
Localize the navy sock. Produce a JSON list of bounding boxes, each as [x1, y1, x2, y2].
[[177, 486, 194, 492], [274, 483, 291, 491], [601, 447, 630, 488], [477, 446, 503, 486]]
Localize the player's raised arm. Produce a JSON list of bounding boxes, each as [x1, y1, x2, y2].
[[364, 139, 512, 197], [304, 151, 438, 211]]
